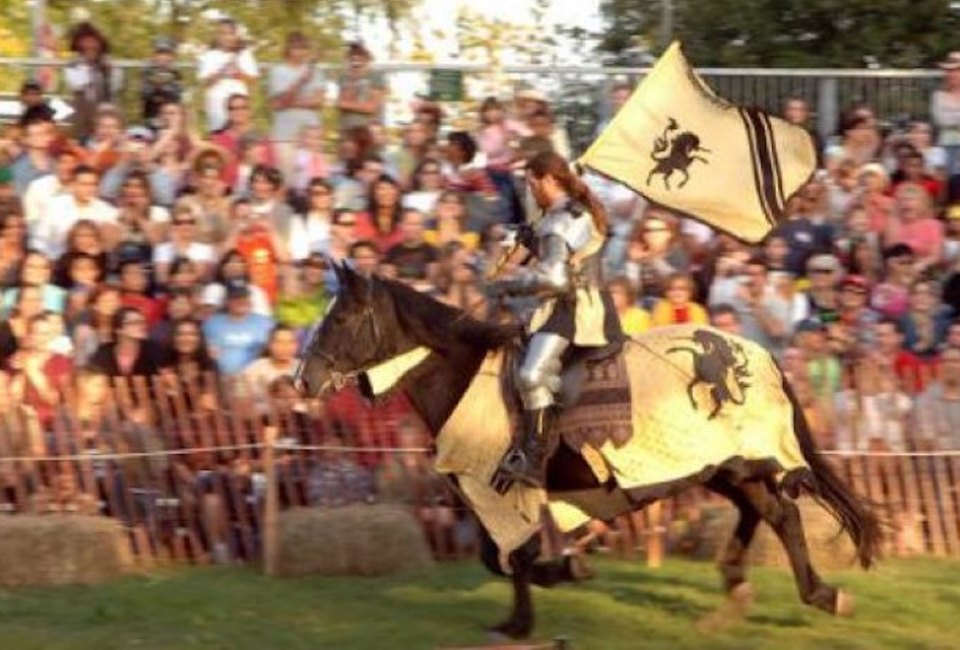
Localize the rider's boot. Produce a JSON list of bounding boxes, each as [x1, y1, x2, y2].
[[496, 407, 558, 490]]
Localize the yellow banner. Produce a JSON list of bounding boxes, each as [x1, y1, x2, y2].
[[579, 42, 816, 243]]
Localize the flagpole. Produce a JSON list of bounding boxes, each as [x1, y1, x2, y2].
[[661, 0, 674, 50], [31, 0, 46, 60]]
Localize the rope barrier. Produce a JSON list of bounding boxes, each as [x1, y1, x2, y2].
[[2, 443, 958, 463]]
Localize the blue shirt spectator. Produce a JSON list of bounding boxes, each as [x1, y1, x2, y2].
[[202, 281, 274, 374]]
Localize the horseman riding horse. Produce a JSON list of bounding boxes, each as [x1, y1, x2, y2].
[[295, 152, 881, 640]]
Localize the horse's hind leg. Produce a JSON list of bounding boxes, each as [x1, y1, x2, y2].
[[706, 475, 760, 598], [740, 479, 846, 615]]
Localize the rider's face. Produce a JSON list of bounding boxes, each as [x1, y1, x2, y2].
[[526, 174, 552, 209]]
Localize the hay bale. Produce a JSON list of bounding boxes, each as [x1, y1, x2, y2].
[[673, 497, 858, 571], [276, 504, 434, 577], [750, 497, 858, 571], [0, 515, 133, 587]]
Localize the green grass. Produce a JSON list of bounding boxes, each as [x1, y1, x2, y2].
[[1, 557, 959, 650]]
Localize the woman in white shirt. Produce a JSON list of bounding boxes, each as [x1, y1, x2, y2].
[[197, 19, 259, 133], [153, 204, 214, 283]]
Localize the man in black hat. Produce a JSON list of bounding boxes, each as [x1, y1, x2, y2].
[[18, 80, 54, 124], [141, 36, 183, 127]]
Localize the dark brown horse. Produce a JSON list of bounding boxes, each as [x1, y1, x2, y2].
[[295, 264, 882, 640]]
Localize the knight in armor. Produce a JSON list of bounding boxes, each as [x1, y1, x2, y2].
[[488, 151, 623, 490]]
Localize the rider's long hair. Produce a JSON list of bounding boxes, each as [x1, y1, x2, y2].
[[527, 151, 608, 236]]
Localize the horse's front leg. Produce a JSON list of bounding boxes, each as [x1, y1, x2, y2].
[[490, 540, 538, 639]]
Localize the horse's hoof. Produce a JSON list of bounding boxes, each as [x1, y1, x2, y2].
[[729, 581, 755, 614], [835, 589, 855, 617], [489, 620, 531, 640]]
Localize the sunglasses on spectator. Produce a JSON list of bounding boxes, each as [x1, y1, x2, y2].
[[810, 268, 835, 275], [228, 103, 250, 111], [173, 219, 196, 226]]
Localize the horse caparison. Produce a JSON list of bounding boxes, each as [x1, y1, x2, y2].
[[296, 265, 883, 640]]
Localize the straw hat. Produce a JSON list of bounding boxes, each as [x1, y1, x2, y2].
[[940, 52, 960, 70]]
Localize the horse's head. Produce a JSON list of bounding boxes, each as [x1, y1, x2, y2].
[[295, 263, 403, 398], [675, 132, 702, 155]]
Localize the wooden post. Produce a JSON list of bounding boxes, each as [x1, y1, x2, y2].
[[262, 425, 279, 577], [646, 501, 664, 568]]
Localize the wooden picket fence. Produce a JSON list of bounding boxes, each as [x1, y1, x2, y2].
[[0, 375, 959, 567]]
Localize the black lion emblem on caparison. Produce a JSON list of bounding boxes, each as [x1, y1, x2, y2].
[[646, 118, 710, 190], [667, 330, 751, 420]]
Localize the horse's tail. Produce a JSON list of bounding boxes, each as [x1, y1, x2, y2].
[[780, 371, 883, 569]]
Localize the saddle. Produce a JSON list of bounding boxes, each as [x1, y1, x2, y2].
[[557, 339, 624, 407]]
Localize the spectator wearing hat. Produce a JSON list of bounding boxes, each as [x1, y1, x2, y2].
[[35, 165, 118, 259], [202, 279, 274, 375], [832, 274, 880, 360], [932, 51, 960, 174], [100, 128, 170, 204], [18, 80, 53, 124], [857, 163, 896, 235], [269, 32, 325, 180], [794, 318, 843, 405], [63, 22, 118, 140], [201, 249, 273, 319], [796, 253, 842, 324], [141, 37, 183, 128], [198, 18, 259, 133], [336, 42, 385, 132]]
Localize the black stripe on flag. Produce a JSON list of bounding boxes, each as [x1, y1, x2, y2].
[[739, 108, 771, 225], [739, 108, 785, 226]]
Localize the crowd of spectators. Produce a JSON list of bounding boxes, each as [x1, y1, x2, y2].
[[2, 19, 960, 558]]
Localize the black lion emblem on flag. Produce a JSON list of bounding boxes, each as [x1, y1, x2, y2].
[[646, 118, 711, 190], [667, 329, 751, 420]]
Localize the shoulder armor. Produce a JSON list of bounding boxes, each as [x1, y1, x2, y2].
[[536, 205, 592, 251]]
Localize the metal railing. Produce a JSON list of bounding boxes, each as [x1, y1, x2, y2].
[[0, 57, 944, 155]]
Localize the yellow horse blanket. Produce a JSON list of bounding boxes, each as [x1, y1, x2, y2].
[[429, 324, 807, 557]]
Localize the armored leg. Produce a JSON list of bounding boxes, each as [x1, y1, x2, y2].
[[493, 333, 569, 492]]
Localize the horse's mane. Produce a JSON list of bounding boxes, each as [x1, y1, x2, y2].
[[374, 277, 522, 352]]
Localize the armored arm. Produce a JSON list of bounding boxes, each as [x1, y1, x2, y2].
[[488, 234, 572, 297]]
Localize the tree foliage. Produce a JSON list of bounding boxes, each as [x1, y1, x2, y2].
[[598, 0, 960, 68], [1, 0, 414, 62]]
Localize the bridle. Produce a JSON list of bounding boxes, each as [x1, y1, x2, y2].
[[300, 287, 383, 395]]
